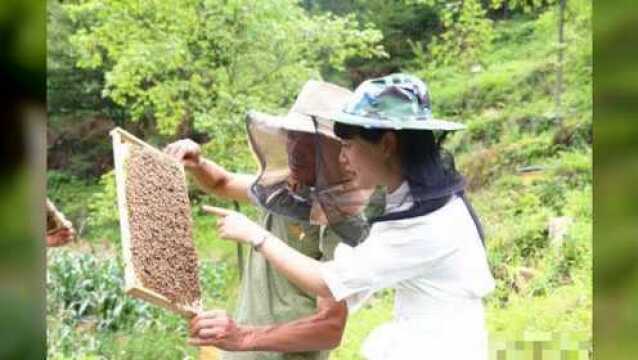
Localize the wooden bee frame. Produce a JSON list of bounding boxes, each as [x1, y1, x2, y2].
[[110, 127, 201, 318]]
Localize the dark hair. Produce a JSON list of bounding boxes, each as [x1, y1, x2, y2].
[[334, 122, 464, 200], [334, 122, 485, 245]]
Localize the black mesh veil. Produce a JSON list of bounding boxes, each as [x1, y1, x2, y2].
[[322, 117, 485, 244], [245, 76, 484, 247], [246, 111, 374, 246], [246, 111, 484, 246]]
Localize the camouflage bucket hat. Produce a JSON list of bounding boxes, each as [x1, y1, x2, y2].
[[335, 73, 465, 131]]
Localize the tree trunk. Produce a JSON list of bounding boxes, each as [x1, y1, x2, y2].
[[556, 0, 567, 119]]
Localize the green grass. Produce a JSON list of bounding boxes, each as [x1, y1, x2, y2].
[[46, 11, 592, 359], [410, 9, 592, 353]]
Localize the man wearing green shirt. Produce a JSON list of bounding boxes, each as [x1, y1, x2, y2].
[[165, 81, 367, 359]]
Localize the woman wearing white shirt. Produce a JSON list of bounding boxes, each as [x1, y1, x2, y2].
[[191, 74, 495, 359]]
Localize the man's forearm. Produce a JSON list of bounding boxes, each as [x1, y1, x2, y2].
[[191, 159, 255, 203], [242, 298, 348, 352]]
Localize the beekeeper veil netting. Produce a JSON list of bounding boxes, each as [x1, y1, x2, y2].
[[320, 73, 485, 242], [246, 81, 377, 246]]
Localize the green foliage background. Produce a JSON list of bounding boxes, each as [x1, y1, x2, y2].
[[47, 0, 592, 358]]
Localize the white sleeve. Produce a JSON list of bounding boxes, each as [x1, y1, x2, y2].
[[246, 185, 260, 206], [320, 243, 375, 313], [319, 220, 459, 309]]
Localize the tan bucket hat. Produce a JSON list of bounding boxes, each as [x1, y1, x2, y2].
[[246, 80, 353, 139]]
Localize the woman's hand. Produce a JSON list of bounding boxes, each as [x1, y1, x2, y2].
[[202, 205, 267, 246], [204, 207, 332, 300], [188, 310, 254, 351]]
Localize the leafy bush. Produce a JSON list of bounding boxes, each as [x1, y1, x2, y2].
[[426, 0, 494, 69], [466, 112, 504, 146], [47, 248, 234, 358], [47, 249, 160, 332], [86, 170, 120, 243], [66, 0, 386, 136], [549, 150, 592, 187]]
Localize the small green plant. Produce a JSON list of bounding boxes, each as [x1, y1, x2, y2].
[[47, 249, 157, 332], [86, 170, 119, 243], [47, 248, 235, 358]]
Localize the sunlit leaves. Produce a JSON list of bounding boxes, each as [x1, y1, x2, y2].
[[66, 0, 385, 135]]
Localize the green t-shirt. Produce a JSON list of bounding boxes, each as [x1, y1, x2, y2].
[[220, 213, 341, 360]]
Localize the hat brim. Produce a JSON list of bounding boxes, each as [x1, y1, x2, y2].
[[290, 80, 353, 120], [246, 111, 338, 139], [334, 111, 466, 131]]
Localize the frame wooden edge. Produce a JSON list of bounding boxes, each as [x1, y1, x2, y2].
[[110, 127, 175, 161], [111, 129, 138, 293], [125, 286, 200, 319], [111, 127, 202, 318]]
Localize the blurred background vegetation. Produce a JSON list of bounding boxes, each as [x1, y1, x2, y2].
[[46, 0, 592, 358], [593, 1, 638, 359]]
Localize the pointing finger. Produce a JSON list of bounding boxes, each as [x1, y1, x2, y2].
[[202, 205, 233, 217]]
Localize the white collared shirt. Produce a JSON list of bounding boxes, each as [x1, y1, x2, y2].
[[319, 181, 495, 359]]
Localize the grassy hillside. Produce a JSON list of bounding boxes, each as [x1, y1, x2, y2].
[[46, 12, 592, 359], [336, 14, 592, 357]]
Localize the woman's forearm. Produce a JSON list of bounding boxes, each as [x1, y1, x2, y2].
[[258, 233, 334, 299], [204, 205, 335, 299]]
